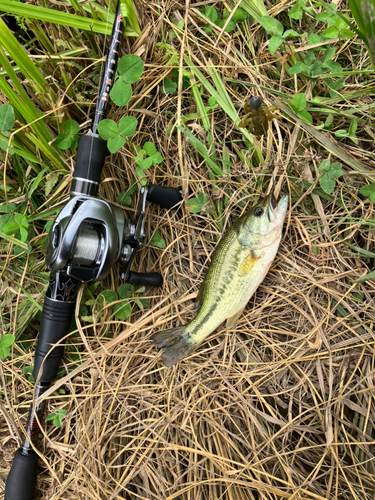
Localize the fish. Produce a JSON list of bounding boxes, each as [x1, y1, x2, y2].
[[151, 188, 288, 367]]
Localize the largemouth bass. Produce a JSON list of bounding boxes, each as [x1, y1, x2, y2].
[[151, 190, 288, 366]]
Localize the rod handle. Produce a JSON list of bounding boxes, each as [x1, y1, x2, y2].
[[4, 449, 38, 500], [32, 297, 76, 384], [72, 134, 107, 187]]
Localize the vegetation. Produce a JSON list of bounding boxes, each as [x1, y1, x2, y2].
[[1, 0, 375, 499]]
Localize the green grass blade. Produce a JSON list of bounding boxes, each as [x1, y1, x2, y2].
[[343, 242, 375, 259], [234, 0, 268, 22], [25, 132, 66, 171], [81, 1, 141, 36], [184, 55, 264, 165], [279, 103, 368, 172], [0, 47, 89, 78], [354, 269, 375, 283], [0, 231, 28, 249], [120, 0, 141, 36], [191, 79, 210, 132], [178, 126, 223, 177], [0, 47, 45, 126], [348, 0, 367, 36], [0, 0, 112, 34], [0, 47, 63, 169], [18, 285, 43, 311], [68, 0, 80, 13], [0, 19, 54, 100], [348, 0, 375, 70]]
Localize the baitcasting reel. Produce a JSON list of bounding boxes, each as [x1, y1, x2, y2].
[[45, 184, 182, 287]]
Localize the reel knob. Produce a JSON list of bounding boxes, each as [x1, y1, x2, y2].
[[122, 271, 163, 287], [146, 184, 182, 209]]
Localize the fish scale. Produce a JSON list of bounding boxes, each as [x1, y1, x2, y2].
[[151, 192, 288, 366]]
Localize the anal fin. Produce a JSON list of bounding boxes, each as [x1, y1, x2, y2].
[[226, 307, 246, 329], [194, 286, 204, 310]]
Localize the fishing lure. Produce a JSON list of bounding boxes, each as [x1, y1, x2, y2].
[[239, 96, 279, 136]]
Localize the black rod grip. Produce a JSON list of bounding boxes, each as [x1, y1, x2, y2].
[[147, 184, 182, 209], [72, 134, 107, 184], [32, 297, 75, 384], [4, 449, 38, 500]]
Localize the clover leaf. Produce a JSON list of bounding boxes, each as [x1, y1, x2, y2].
[[97, 117, 138, 153], [260, 16, 283, 36], [134, 142, 163, 184], [260, 15, 301, 54], [46, 409, 67, 428], [52, 120, 80, 150], [97, 119, 118, 140], [334, 119, 358, 145], [288, 0, 313, 20], [0, 334, 15, 359], [108, 54, 144, 106], [290, 93, 313, 124], [117, 182, 138, 207], [186, 191, 210, 213], [161, 77, 177, 94], [0, 104, 15, 131], [110, 80, 132, 107], [3, 213, 29, 242], [360, 182, 375, 203], [318, 160, 344, 194], [289, 44, 342, 82], [113, 301, 132, 320], [118, 54, 144, 84], [200, 6, 247, 34], [150, 229, 166, 249]]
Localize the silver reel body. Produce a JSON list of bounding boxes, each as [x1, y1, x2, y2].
[[45, 188, 148, 283]]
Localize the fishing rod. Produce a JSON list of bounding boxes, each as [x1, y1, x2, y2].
[[4, 3, 181, 499]]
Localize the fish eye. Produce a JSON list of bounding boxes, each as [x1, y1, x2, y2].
[[255, 207, 264, 217]]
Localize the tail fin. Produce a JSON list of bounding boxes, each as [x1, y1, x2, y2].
[[151, 326, 195, 367]]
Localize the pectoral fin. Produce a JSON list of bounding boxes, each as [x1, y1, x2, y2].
[[238, 252, 261, 277], [226, 307, 246, 329]]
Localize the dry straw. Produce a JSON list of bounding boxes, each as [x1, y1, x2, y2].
[[1, 0, 375, 499]]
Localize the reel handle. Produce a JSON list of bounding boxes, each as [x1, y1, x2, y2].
[[125, 271, 163, 287], [147, 184, 182, 209]]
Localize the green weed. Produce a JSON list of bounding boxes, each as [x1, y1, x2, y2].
[[52, 120, 80, 150], [186, 192, 210, 214], [289, 93, 313, 124], [96, 54, 144, 152], [199, 6, 247, 34], [0, 334, 15, 359], [46, 409, 67, 428], [318, 159, 344, 194], [134, 142, 164, 185]]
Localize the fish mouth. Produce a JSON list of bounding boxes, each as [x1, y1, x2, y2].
[[266, 189, 288, 223]]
